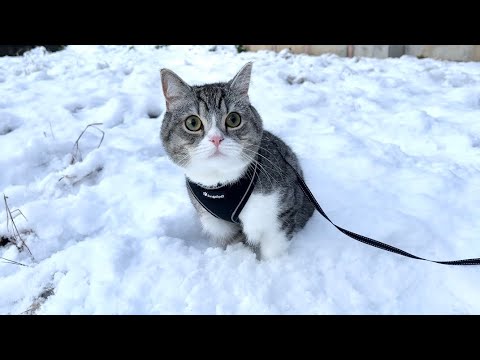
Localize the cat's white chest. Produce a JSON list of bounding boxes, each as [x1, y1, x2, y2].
[[239, 191, 290, 259], [184, 160, 248, 187], [239, 192, 279, 235]]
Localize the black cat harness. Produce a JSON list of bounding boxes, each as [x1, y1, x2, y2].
[[186, 160, 259, 224]]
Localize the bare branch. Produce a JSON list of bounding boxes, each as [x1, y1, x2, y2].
[[0, 257, 29, 267], [11, 209, 28, 222], [49, 121, 55, 140], [3, 194, 34, 259], [71, 123, 105, 164]]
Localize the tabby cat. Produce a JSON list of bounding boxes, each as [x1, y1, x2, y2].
[[160, 62, 314, 260]]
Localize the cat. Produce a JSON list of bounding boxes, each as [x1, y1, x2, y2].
[[160, 62, 314, 260]]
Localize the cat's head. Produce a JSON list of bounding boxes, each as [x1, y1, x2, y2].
[[160, 62, 263, 186]]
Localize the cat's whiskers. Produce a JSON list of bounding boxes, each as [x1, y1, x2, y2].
[[240, 153, 276, 189], [244, 141, 284, 161], [241, 154, 265, 189], [244, 164, 268, 193], [242, 147, 285, 179], [191, 143, 243, 160], [242, 141, 288, 174], [190, 148, 218, 161], [176, 153, 191, 167]]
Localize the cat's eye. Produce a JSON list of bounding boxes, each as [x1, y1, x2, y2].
[[185, 115, 202, 132], [225, 112, 242, 128]]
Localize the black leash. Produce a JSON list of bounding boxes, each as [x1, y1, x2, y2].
[[280, 153, 480, 265]]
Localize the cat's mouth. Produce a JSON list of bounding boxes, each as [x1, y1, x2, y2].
[[208, 149, 226, 158]]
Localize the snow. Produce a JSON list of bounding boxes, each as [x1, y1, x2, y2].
[[1, 45, 480, 314]]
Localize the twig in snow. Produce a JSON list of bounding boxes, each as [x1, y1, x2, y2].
[[71, 123, 105, 164], [10, 209, 28, 222], [49, 121, 55, 140], [0, 257, 29, 267], [3, 194, 33, 258]]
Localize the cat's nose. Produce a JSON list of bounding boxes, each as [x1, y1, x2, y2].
[[209, 135, 224, 148]]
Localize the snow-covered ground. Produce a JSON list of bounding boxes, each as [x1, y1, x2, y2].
[[1, 45, 480, 314]]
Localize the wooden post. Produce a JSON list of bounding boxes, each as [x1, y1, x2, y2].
[[347, 45, 354, 57]]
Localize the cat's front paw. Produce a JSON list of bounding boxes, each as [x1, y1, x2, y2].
[[260, 237, 290, 260]]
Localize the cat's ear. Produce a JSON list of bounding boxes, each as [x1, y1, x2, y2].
[[229, 62, 253, 97], [160, 68, 192, 111]]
